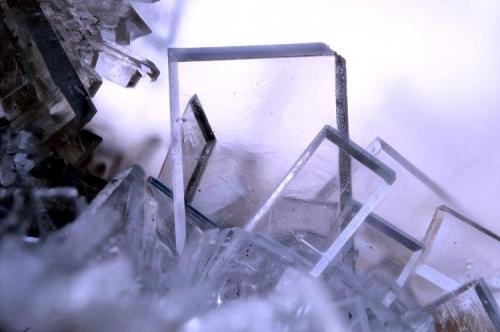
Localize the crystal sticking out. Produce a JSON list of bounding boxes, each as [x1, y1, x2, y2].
[[159, 95, 216, 203], [366, 137, 460, 241], [410, 205, 500, 305], [167, 43, 350, 253], [244, 125, 395, 278], [428, 279, 500, 332], [175, 227, 311, 305]]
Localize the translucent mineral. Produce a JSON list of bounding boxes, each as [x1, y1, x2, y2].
[[180, 273, 348, 332], [0, 0, 159, 146], [428, 279, 500, 332], [164, 43, 349, 252], [410, 205, 500, 305], [39, 0, 160, 88], [0, 1, 96, 140], [244, 125, 395, 278], [174, 227, 311, 306], [2, 5, 500, 328], [160, 95, 216, 203], [366, 137, 461, 241], [321, 206, 425, 312]]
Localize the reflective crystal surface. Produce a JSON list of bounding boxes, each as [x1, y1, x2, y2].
[[410, 205, 500, 305], [1, 2, 500, 327], [160, 95, 216, 203], [366, 137, 459, 241], [175, 227, 311, 305], [0, 1, 96, 139], [163, 43, 349, 252], [244, 125, 395, 277], [40, 0, 160, 89], [429, 279, 500, 332], [322, 207, 425, 314]]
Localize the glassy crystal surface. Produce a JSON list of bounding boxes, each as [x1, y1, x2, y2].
[[367, 137, 458, 240], [366, 137, 460, 241], [410, 205, 500, 305], [39, 0, 160, 89], [147, 176, 217, 248], [244, 125, 395, 278], [38, 166, 181, 294], [350, 210, 424, 289], [323, 262, 433, 331], [79, 1, 152, 45], [180, 274, 348, 332], [175, 227, 311, 306], [428, 279, 500, 332], [322, 206, 425, 312], [160, 95, 216, 203], [0, 1, 97, 139], [163, 43, 349, 252]]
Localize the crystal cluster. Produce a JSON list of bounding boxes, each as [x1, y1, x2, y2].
[[1, 6, 499, 331], [0, 0, 159, 236]]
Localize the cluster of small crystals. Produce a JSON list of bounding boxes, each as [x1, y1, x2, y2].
[[0, 0, 159, 242], [1, 3, 500, 331], [0, 0, 159, 138]]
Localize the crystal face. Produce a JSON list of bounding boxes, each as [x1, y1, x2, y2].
[[176, 227, 310, 305], [410, 205, 500, 305], [429, 279, 500, 332], [164, 43, 349, 252], [0, 1, 96, 140], [1, 1, 500, 326], [160, 95, 216, 203], [244, 125, 395, 277], [366, 137, 460, 241]]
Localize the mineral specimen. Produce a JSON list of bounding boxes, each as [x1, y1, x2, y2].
[[429, 279, 500, 332], [164, 43, 349, 252], [1, 5, 499, 327]]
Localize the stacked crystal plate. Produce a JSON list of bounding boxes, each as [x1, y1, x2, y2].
[[1, 37, 499, 331]]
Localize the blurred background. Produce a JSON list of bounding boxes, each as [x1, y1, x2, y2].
[[88, 0, 500, 234]]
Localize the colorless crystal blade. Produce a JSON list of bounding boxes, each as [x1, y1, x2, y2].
[[175, 227, 311, 306], [39, 0, 160, 93], [410, 206, 500, 305], [366, 137, 460, 241], [79, 2, 152, 45], [323, 204, 425, 309], [159, 95, 216, 203], [428, 279, 500, 332], [167, 43, 350, 253], [243, 125, 395, 278], [147, 176, 217, 233]]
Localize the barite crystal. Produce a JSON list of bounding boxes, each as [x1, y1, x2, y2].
[[160, 95, 216, 203], [244, 125, 395, 278], [179, 273, 348, 332], [321, 206, 425, 313], [39, 0, 160, 88], [1, 3, 500, 325], [165, 43, 349, 252], [175, 227, 310, 306], [365, 137, 461, 241], [410, 205, 500, 305], [0, 0, 96, 139], [428, 279, 500, 332]]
